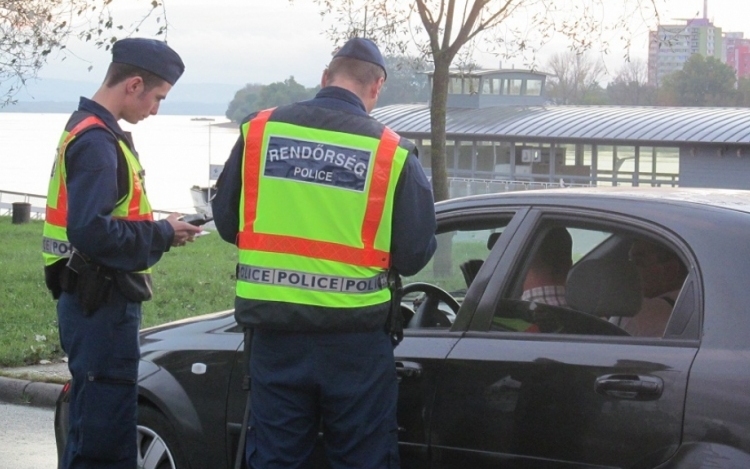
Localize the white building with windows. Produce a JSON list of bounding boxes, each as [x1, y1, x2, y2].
[[648, 18, 724, 85]]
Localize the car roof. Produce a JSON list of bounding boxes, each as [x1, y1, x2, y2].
[[436, 187, 750, 215]]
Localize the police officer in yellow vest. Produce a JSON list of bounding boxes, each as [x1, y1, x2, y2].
[[43, 38, 201, 469], [212, 37, 437, 468]]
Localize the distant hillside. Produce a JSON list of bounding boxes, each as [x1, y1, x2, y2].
[[3, 78, 241, 116]]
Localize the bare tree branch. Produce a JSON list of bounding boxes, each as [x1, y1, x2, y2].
[[0, 0, 167, 106], [298, 0, 663, 201]]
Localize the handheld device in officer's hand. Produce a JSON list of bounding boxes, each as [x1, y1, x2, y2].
[[179, 213, 213, 226]]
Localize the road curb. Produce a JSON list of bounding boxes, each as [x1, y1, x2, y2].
[[0, 376, 62, 408]]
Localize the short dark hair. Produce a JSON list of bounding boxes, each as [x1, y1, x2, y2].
[[104, 62, 166, 91], [327, 56, 385, 87], [532, 227, 573, 276], [630, 239, 687, 276]]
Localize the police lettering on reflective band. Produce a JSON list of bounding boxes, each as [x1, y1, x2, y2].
[[237, 264, 388, 293], [263, 136, 372, 192], [42, 237, 73, 257]]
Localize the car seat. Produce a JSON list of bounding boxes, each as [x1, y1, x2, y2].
[[565, 258, 642, 318]]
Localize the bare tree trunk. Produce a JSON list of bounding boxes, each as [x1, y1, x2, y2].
[[429, 57, 453, 276], [429, 58, 451, 203]]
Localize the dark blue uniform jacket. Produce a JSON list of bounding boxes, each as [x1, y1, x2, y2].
[[212, 86, 437, 331], [63, 98, 174, 272]]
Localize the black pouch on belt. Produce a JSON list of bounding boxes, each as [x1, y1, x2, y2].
[[386, 271, 404, 346], [67, 251, 113, 315]]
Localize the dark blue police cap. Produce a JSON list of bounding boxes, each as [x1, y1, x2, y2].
[[333, 37, 387, 79], [112, 38, 185, 86]]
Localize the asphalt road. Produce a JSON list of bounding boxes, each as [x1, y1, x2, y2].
[[0, 402, 58, 469]]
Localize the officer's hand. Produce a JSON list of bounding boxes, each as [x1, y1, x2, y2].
[[166, 213, 202, 247]]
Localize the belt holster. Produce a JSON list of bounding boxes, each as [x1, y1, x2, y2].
[[386, 270, 404, 346], [66, 250, 113, 315]]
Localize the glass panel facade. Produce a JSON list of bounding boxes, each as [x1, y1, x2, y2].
[[418, 139, 432, 172], [526, 79, 542, 96], [482, 77, 503, 95], [445, 140, 457, 169], [448, 77, 463, 94], [508, 79, 523, 95], [654, 147, 680, 187], [458, 141, 473, 171]]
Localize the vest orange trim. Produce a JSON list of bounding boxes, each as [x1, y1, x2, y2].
[[46, 116, 152, 225], [46, 116, 105, 227], [241, 108, 274, 236], [238, 111, 398, 269]]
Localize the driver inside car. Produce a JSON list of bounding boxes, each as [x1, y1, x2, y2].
[[493, 226, 573, 332], [521, 226, 573, 307]]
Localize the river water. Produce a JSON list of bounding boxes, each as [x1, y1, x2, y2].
[[0, 112, 240, 213]]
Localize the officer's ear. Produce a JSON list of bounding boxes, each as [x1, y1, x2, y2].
[[321, 68, 331, 88], [123, 75, 145, 96], [369, 76, 384, 100]]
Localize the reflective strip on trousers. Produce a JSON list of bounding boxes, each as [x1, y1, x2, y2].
[[238, 264, 388, 294]]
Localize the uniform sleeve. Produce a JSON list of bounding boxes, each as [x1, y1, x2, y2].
[[212, 134, 244, 244], [390, 149, 437, 276], [65, 130, 174, 272]]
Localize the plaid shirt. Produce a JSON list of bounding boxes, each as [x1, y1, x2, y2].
[[521, 285, 568, 307]]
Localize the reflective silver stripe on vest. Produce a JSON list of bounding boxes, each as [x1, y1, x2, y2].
[[42, 237, 73, 258], [238, 264, 388, 294]]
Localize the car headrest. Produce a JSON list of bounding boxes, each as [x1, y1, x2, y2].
[[565, 259, 643, 317]]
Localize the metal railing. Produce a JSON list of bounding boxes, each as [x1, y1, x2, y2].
[[0, 190, 47, 220], [445, 177, 593, 198], [0, 189, 172, 220]]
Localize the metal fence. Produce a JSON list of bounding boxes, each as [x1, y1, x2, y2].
[[0, 190, 173, 221], [0, 190, 47, 220]]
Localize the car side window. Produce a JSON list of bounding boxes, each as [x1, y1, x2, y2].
[[402, 216, 512, 329], [491, 219, 691, 339]]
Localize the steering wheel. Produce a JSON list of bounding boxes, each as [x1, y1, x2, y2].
[[401, 282, 461, 328]]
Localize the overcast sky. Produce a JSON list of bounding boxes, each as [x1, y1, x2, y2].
[[31, 0, 750, 89]]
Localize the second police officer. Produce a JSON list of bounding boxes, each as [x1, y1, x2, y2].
[[212, 37, 437, 468], [43, 38, 202, 469]]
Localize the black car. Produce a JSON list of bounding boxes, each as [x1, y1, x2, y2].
[[56, 187, 750, 468]]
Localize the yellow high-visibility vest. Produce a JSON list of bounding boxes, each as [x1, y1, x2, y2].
[[236, 108, 408, 309]]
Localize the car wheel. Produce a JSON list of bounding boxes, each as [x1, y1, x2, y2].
[[137, 405, 188, 469]]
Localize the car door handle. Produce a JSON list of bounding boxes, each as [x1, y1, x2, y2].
[[395, 361, 422, 382], [594, 374, 663, 400]]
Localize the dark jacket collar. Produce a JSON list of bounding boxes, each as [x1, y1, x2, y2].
[[307, 86, 368, 116], [77, 97, 129, 139]]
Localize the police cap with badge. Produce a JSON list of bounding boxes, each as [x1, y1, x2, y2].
[[111, 37, 185, 85], [333, 37, 387, 80]]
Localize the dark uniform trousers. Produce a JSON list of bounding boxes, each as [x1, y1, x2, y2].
[[57, 290, 141, 469], [247, 328, 400, 469]]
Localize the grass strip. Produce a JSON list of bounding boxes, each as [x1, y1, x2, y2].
[[0, 217, 236, 367]]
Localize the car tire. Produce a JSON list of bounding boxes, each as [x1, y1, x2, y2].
[[137, 405, 189, 469]]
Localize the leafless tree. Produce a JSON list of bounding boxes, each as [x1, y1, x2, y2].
[[607, 59, 656, 105], [545, 51, 606, 104], [295, 0, 661, 202], [0, 0, 167, 106]]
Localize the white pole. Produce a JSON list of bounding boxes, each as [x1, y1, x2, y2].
[[207, 122, 212, 204], [205, 119, 216, 209]]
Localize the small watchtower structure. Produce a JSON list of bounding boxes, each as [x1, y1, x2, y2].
[[429, 69, 551, 108]]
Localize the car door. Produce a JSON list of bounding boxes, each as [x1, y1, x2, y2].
[[395, 208, 524, 468], [429, 208, 701, 468]]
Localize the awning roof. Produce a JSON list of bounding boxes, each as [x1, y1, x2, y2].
[[371, 104, 750, 145]]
